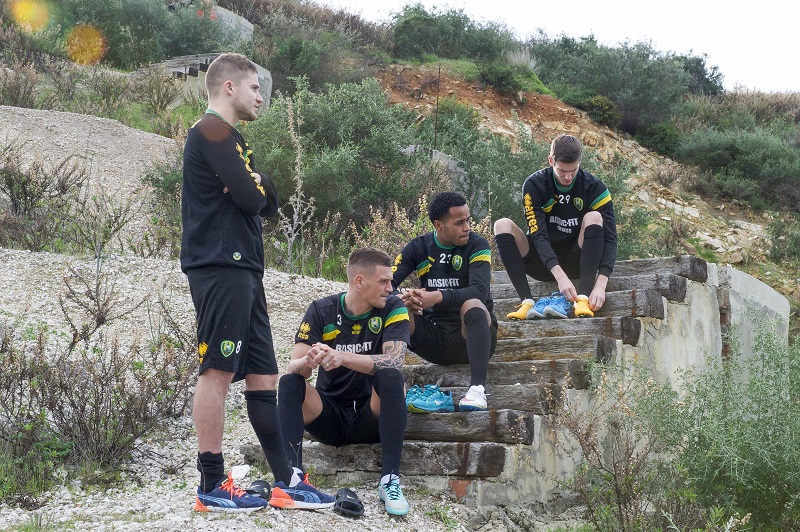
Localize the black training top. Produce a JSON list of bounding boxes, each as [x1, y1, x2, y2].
[[391, 231, 495, 326], [295, 293, 410, 402], [522, 166, 618, 277], [180, 112, 279, 274]]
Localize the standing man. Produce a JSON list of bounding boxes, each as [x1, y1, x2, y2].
[[181, 52, 331, 512], [392, 191, 497, 412], [277, 248, 411, 516], [494, 134, 617, 320]]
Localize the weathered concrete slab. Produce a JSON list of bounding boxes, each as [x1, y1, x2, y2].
[[494, 288, 665, 319], [405, 409, 536, 444], [491, 255, 707, 284], [491, 273, 688, 302], [242, 440, 513, 478], [404, 359, 588, 388], [498, 316, 641, 346]]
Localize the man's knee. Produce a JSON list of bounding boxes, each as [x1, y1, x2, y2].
[[460, 299, 489, 321], [493, 217, 516, 235], [278, 372, 307, 402], [373, 367, 404, 390], [583, 211, 603, 227]]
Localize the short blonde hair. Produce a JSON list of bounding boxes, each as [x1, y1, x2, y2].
[[205, 53, 257, 97]]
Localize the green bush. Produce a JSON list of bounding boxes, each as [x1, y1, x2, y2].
[[676, 127, 800, 209], [477, 62, 522, 94], [53, 0, 233, 69], [245, 77, 424, 229], [768, 214, 800, 264], [391, 4, 515, 61], [635, 122, 680, 156], [678, 323, 800, 528]]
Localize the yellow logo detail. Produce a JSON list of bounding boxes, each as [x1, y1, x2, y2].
[[198, 342, 208, 364], [524, 193, 538, 233], [297, 322, 311, 340], [352, 324, 362, 335]]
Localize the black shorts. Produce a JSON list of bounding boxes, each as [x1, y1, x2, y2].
[[409, 313, 498, 365], [186, 266, 278, 378], [305, 393, 380, 446], [524, 235, 582, 281]]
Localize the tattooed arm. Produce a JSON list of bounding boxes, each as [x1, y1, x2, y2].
[[369, 340, 407, 374]]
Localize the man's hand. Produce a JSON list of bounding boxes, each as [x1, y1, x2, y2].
[[400, 288, 442, 312], [588, 274, 609, 311], [309, 342, 349, 370], [551, 265, 577, 302]]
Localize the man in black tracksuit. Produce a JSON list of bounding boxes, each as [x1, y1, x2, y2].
[[181, 52, 331, 512]]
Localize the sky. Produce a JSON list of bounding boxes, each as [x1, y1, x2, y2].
[[320, 0, 800, 93]]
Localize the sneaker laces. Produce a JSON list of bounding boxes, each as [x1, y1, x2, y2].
[[220, 473, 247, 498], [384, 478, 403, 501], [301, 473, 318, 488]]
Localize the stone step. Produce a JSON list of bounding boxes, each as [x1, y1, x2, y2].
[[491, 254, 707, 284], [491, 272, 688, 302], [241, 440, 514, 479], [405, 335, 614, 365], [437, 383, 560, 414], [498, 315, 641, 346], [494, 288, 665, 320], [403, 359, 588, 388]]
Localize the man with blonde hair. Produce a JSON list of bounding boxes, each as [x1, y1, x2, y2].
[[182, 52, 331, 512]]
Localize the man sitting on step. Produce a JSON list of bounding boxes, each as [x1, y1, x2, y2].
[[494, 134, 618, 320], [277, 248, 412, 516], [392, 191, 497, 412]]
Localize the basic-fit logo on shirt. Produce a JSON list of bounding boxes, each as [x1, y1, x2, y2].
[[221, 340, 235, 357], [452, 255, 463, 270], [297, 322, 311, 340], [368, 317, 383, 334]]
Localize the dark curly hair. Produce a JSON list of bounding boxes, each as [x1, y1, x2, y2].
[[428, 191, 467, 223]]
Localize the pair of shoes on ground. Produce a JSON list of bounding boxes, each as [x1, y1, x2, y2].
[[406, 383, 487, 412], [195, 468, 335, 512], [506, 293, 594, 320]]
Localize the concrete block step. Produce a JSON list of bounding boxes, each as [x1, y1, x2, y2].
[[498, 315, 641, 346], [404, 335, 613, 365], [491, 272, 688, 302], [242, 440, 515, 479], [491, 254, 706, 284], [494, 288, 665, 320], [403, 359, 588, 388], [405, 409, 535, 444]]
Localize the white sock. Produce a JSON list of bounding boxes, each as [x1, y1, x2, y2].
[[289, 467, 304, 487], [380, 473, 399, 486]]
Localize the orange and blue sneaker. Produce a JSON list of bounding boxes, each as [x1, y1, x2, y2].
[[270, 468, 335, 510], [194, 472, 268, 512]]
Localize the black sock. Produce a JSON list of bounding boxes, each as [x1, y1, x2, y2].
[[373, 368, 407, 478], [579, 224, 605, 296], [244, 389, 293, 485], [276, 373, 308, 473], [495, 233, 532, 300], [197, 451, 225, 493], [464, 307, 491, 387]]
